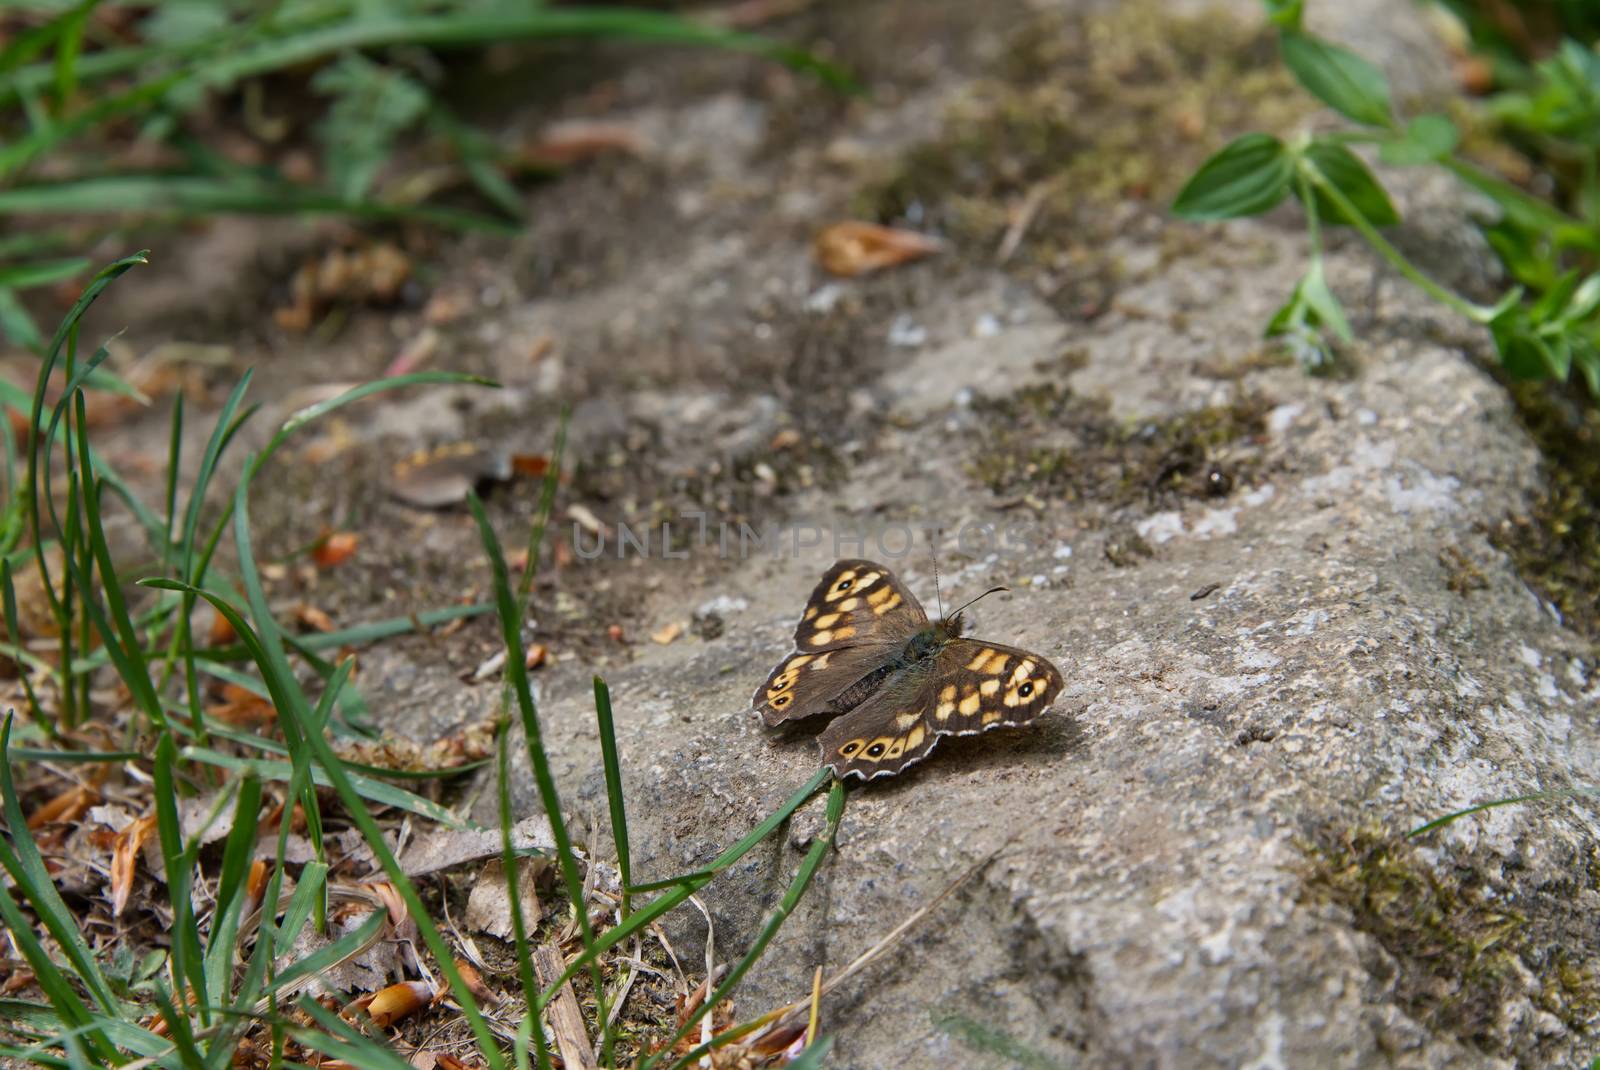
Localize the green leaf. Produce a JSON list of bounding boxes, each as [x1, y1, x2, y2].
[[1573, 335, 1600, 398], [1280, 31, 1394, 127], [1299, 142, 1399, 225], [1490, 307, 1564, 380], [1171, 133, 1293, 219], [0, 258, 90, 290], [1297, 260, 1354, 342], [1378, 114, 1459, 165], [1261, 0, 1304, 30], [312, 53, 431, 203]]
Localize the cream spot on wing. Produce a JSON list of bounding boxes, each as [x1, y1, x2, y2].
[[940, 685, 956, 702], [813, 612, 840, 629], [966, 648, 998, 672], [982, 710, 1002, 725], [867, 586, 891, 606], [833, 626, 856, 641], [906, 724, 926, 749], [936, 701, 955, 721], [985, 652, 1012, 674], [810, 652, 832, 670], [885, 737, 906, 759], [863, 737, 893, 761], [894, 711, 919, 729], [811, 630, 833, 646], [804, 606, 818, 621], [1010, 660, 1035, 684], [789, 655, 813, 667], [980, 679, 1000, 696], [837, 597, 860, 612], [873, 593, 902, 616], [958, 692, 981, 716], [856, 572, 881, 589]]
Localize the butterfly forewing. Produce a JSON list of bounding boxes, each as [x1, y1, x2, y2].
[[753, 559, 927, 726]]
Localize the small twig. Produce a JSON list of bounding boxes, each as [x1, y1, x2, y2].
[[533, 943, 598, 1070], [996, 181, 1055, 265]]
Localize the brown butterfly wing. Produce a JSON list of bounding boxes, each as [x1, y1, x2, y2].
[[816, 670, 941, 780], [927, 639, 1064, 736], [753, 560, 927, 726]]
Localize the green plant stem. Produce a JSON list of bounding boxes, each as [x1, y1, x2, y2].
[[1299, 155, 1499, 323]]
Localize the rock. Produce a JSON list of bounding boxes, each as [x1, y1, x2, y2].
[[486, 21, 1596, 1068]]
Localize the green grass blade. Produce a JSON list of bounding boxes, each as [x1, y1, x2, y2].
[[292, 998, 418, 1070], [204, 772, 261, 996], [178, 745, 473, 828], [1, 72, 185, 179], [0, 714, 121, 1015], [0, 257, 91, 290], [593, 676, 631, 918], [544, 767, 831, 999], [647, 778, 845, 1070], [466, 489, 607, 1043], [153, 732, 209, 1021], [149, 984, 207, 1070], [1, 564, 46, 722], [1408, 786, 1599, 837]]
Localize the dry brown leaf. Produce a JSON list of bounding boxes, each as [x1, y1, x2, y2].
[[519, 120, 644, 168], [525, 643, 549, 670], [207, 684, 277, 727], [358, 980, 435, 1027], [207, 609, 237, 646], [454, 959, 496, 1003], [110, 813, 158, 916], [275, 243, 412, 333], [294, 604, 336, 633], [650, 622, 684, 645], [388, 443, 512, 509], [312, 531, 360, 569], [434, 1055, 482, 1070], [814, 221, 941, 277], [27, 784, 100, 829]]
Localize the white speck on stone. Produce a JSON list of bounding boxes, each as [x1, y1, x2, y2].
[[1353, 440, 1397, 470], [973, 313, 1002, 338], [1518, 643, 1542, 670], [1194, 508, 1238, 538], [1053, 544, 1074, 559], [1267, 403, 1304, 435], [954, 387, 974, 408], [697, 594, 749, 617], [888, 315, 927, 348], [1356, 408, 1378, 425], [1137, 511, 1185, 544], [806, 284, 843, 313], [1286, 608, 1329, 636], [1385, 468, 1459, 513], [1536, 674, 1559, 702], [1054, 564, 1070, 574], [1242, 484, 1276, 507], [1031, 574, 1049, 588], [1237, 647, 1282, 670]]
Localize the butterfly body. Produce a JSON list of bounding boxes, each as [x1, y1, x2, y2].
[[752, 560, 1063, 780]]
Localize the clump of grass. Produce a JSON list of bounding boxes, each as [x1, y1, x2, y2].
[[0, 255, 851, 1068], [0, 1, 843, 351]]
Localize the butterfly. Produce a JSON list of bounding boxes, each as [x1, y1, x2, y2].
[[752, 559, 1064, 780]]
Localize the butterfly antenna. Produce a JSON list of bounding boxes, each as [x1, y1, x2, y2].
[[950, 585, 1009, 620], [928, 534, 945, 619]]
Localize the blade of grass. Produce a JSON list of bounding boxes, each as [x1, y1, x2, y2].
[[467, 489, 607, 1055], [494, 720, 550, 1070], [204, 773, 261, 1008], [647, 778, 845, 1070], [153, 732, 209, 1022], [0, 714, 121, 1015], [1408, 786, 1598, 837], [593, 676, 631, 919], [543, 766, 831, 1000], [1, 564, 46, 723], [291, 998, 420, 1070], [0, 257, 91, 290], [179, 745, 474, 828]]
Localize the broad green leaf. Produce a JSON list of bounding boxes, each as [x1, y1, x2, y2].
[[1379, 114, 1459, 165], [1171, 133, 1292, 219], [1261, 0, 1304, 30], [1490, 307, 1564, 380], [1280, 31, 1394, 127], [1299, 142, 1399, 225]]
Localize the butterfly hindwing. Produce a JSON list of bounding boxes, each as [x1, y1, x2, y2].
[[929, 640, 1064, 735], [753, 560, 927, 726], [816, 671, 941, 780]]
